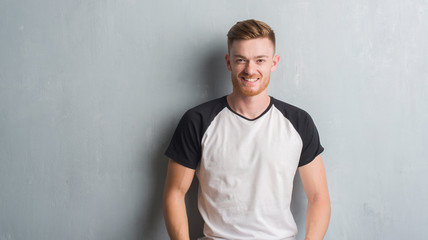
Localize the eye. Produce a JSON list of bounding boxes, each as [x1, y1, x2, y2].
[[256, 59, 266, 63], [235, 58, 246, 63]]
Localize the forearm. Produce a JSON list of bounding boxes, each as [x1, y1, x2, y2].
[[163, 193, 190, 240], [304, 195, 331, 240]]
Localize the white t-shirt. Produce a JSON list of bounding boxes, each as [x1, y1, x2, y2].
[[166, 96, 324, 240]]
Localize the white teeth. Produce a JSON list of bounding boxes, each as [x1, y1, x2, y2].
[[244, 78, 258, 82]]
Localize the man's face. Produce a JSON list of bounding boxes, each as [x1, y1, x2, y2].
[[225, 38, 279, 97]]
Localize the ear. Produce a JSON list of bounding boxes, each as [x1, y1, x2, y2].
[[225, 53, 232, 72], [271, 54, 280, 72]]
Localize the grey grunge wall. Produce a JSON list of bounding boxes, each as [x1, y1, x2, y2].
[[1, 1, 427, 239]]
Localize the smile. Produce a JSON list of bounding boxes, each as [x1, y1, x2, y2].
[[241, 77, 259, 82]]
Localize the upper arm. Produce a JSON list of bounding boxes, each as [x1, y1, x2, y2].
[[163, 159, 195, 197], [298, 155, 329, 202]]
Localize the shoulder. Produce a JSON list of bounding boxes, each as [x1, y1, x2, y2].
[[270, 96, 320, 138], [165, 96, 228, 169], [181, 96, 228, 122], [271, 96, 324, 166], [270, 97, 312, 122]]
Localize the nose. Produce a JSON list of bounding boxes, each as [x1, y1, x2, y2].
[[244, 61, 257, 75]]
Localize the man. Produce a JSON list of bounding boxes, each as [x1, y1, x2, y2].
[[163, 19, 330, 240]]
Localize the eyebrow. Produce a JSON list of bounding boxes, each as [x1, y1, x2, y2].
[[232, 54, 269, 59]]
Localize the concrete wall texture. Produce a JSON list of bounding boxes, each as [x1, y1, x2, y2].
[[1, 0, 427, 239]]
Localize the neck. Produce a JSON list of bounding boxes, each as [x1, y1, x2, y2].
[[227, 91, 271, 119]]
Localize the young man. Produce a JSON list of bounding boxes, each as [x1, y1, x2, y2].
[[163, 19, 330, 240]]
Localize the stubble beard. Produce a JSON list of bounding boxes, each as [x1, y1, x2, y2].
[[231, 74, 270, 97]]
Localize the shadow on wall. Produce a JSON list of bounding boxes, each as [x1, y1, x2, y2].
[[139, 136, 171, 239], [140, 43, 229, 239], [197, 41, 231, 100], [187, 177, 204, 239]]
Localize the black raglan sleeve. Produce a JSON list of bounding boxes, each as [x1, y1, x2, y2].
[[297, 112, 324, 167], [165, 110, 202, 169]]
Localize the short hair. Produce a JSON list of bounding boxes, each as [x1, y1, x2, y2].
[[227, 19, 276, 52]]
